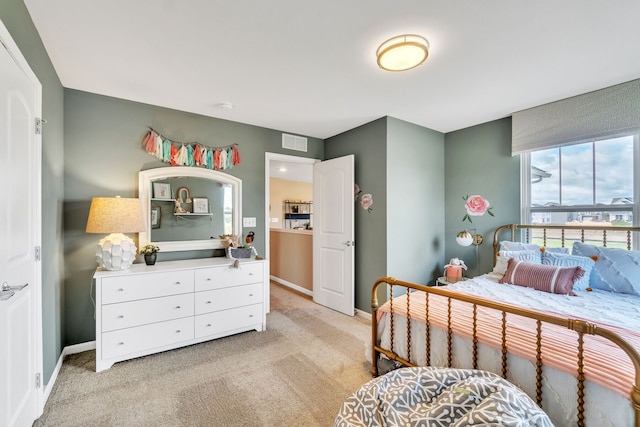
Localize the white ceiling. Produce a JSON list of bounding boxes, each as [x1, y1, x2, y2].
[[25, 0, 640, 140], [269, 160, 313, 183]]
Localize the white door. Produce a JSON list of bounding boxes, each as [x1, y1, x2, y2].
[[0, 21, 43, 427], [312, 155, 355, 316]]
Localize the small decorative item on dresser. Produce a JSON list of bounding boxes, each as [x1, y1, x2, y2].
[[140, 244, 160, 265]]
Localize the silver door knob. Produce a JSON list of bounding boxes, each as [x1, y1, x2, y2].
[[343, 241, 355, 247]]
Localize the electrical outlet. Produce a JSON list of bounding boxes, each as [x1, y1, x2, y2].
[[243, 217, 256, 227]]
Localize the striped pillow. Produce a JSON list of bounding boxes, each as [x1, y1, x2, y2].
[[499, 258, 584, 295]]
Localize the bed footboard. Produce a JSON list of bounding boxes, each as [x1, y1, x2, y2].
[[370, 276, 640, 427]]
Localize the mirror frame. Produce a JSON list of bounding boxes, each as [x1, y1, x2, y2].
[[138, 166, 242, 252]]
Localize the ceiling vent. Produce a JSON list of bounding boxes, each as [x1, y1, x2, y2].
[[282, 133, 308, 152]]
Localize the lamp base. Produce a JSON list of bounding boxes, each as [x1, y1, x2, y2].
[[95, 233, 137, 271]]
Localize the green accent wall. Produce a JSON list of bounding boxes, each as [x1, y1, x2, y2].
[[63, 89, 323, 344], [0, 1, 65, 385], [387, 117, 445, 284], [444, 118, 520, 275], [326, 117, 445, 312], [325, 118, 388, 311]]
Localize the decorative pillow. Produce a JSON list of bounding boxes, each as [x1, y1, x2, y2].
[[572, 242, 640, 296], [493, 249, 541, 275], [541, 251, 595, 291], [500, 241, 540, 252], [499, 258, 584, 295], [500, 241, 570, 254]]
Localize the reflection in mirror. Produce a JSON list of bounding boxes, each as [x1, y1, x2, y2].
[[139, 167, 242, 252]]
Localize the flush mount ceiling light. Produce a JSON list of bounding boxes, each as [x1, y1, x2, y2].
[[376, 34, 429, 72]]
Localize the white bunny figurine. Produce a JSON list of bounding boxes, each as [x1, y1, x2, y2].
[[444, 258, 467, 270]]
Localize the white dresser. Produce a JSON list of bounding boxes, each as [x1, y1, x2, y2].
[[93, 258, 268, 372]]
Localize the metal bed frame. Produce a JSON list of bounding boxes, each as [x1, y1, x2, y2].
[[371, 223, 640, 427]]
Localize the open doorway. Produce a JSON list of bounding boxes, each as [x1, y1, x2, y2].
[[264, 153, 318, 296]]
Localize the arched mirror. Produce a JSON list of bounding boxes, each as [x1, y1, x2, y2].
[[138, 166, 242, 252]]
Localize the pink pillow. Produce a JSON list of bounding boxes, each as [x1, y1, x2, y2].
[[499, 258, 584, 296]]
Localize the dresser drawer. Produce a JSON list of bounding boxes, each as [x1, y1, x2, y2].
[[102, 293, 195, 332], [101, 271, 194, 304], [101, 317, 194, 360], [195, 304, 262, 338], [194, 283, 262, 315], [195, 262, 263, 291]]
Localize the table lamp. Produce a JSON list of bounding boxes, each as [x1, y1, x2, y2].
[[86, 196, 146, 270]]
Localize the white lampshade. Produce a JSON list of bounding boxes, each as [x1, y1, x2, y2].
[[376, 34, 429, 72], [86, 197, 146, 270], [456, 230, 474, 247]]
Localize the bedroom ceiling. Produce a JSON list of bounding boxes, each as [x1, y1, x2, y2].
[[24, 0, 640, 140]]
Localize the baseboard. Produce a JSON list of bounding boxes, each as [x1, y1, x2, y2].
[[270, 275, 313, 297], [43, 341, 96, 405], [355, 308, 371, 320]]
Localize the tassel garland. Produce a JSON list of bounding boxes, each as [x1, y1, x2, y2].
[[141, 128, 241, 170]]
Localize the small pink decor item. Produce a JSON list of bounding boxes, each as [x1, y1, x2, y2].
[[444, 258, 467, 283]]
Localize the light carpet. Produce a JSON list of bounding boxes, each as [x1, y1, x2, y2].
[[34, 284, 371, 427]]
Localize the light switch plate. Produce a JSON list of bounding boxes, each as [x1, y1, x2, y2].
[[243, 217, 257, 227]]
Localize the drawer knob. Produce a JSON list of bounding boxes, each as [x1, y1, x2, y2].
[[118, 288, 124, 292], [118, 315, 124, 319], [175, 281, 181, 285], [249, 273, 254, 276], [175, 305, 181, 309], [206, 278, 212, 281], [118, 342, 124, 346], [249, 293, 254, 297], [176, 330, 181, 333], [206, 323, 212, 327], [249, 314, 254, 318], [206, 300, 212, 304]]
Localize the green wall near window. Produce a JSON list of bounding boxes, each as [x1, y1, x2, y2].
[[444, 118, 521, 275]]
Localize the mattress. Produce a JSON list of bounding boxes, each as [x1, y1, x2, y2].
[[370, 273, 640, 426]]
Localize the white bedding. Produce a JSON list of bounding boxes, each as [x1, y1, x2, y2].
[[451, 272, 640, 329], [369, 274, 640, 427]]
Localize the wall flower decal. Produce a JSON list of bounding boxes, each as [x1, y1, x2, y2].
[[360, 193, 373, 213], [462, 194, 494, 223], [354, 184, 373, 213]]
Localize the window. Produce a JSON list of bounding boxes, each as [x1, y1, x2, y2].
[[522, 133, 639, 227]]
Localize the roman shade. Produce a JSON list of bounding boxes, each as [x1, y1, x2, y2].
[[512, 79, 640, 155]]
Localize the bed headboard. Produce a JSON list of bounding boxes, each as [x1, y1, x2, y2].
[[492, 223, 640, 266]]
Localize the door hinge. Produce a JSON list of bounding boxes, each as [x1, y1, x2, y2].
[[35, 373, 41, 389], [35, 117, 46, 135], [35, 246, 41, 261]]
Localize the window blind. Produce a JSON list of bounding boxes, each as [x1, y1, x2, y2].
[[511, 79, 640, 155]]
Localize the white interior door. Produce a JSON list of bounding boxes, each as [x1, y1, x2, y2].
[[312, 155, 354, 316], [0, 21, 43, 427]]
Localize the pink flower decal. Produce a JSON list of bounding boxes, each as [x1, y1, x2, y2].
[[360, 193, 373, 213], [462, 195, 494, 223]]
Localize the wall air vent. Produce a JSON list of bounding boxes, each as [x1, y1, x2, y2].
[[282, 133, 308, 152]]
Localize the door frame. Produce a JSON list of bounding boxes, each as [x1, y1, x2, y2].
[[264, 153, 319, 294], [0, 20, 44, 418]]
